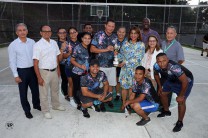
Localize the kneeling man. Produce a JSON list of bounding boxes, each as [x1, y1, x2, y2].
[[124, 66, 159, 126], [79, 59, 113, 118]]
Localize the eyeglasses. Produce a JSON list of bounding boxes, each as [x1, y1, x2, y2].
[[69, 31, 77, 34], [148, 40, 157, 43], [58, 32, 66, 34], [41, 30, 52, 33]]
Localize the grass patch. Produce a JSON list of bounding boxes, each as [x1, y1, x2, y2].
[[0, 43, 9, 48]]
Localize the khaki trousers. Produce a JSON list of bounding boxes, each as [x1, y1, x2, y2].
[[39, 69, 60, 113]]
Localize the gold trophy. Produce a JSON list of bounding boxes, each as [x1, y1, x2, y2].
[[113, 43, 120, 66]]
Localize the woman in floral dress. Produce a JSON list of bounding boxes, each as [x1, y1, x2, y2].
[[118, 26, 145, 107]]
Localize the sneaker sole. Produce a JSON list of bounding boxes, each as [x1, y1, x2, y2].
[[157, 115, 171, 118], [136, 121, 151, 126]]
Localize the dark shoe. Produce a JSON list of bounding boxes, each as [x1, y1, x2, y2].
[[157, 110, 171, 118], [93, 104, 100, 112], [173, 121, 183, 132], [107, 101, 114, 108], [100, 103, 106, 112], [82, 109, 90, 118], [136, 117, 151, 126], [34, 106, 41, 111], [77, 104, 81, 110], [65, 96, 70, 101], [114, 95, 120, 101], [207, 55, 208, 57], [25, 112, 33, 119], [201, 53, 203, 56]]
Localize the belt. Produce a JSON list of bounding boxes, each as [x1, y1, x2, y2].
[[43, 68, 56, 72]]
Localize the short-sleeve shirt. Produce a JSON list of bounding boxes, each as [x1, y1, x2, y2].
[[71, 43, 89, 75], [91, 30, 118, 67], [162, 40, 184, 62], [80, 71, 107, 94], [153, 60, 193, 83], [141, 29, 161, 45], [33, 38, 60, 69], [132, 78, 155, 103]]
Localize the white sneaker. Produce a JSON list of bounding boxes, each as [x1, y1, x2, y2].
[[69, 98, 77, 108], [53, 106, 66, 111], [44, 112, 52, 119]]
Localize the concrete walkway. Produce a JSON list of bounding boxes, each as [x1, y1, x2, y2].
[[0, 47, 208, 138]]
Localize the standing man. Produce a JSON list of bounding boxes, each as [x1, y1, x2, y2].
[[161, 26, 185, 106], [115, 27, 127, 101], [154, 53, 194, 132], [91, 19, 117, 109], [141, 18, 161, 46], [162, 26, 184, 64], [8, 23, 41, 119], [33, 25, 65, 119]]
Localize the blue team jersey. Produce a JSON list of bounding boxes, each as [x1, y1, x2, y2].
[[132, 78, 156, 103], [91, 30, 118, 67], [80, 71, 107, 94]]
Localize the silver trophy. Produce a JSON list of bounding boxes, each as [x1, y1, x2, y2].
[[113, 43, 120, 66]]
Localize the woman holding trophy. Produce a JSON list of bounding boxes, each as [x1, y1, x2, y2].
[[117, 26, 145, 110]]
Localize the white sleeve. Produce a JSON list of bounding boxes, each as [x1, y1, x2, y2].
[[32, 43, 40, 60], [8, 43, 18, 77]]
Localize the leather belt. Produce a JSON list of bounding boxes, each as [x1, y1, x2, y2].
[[43, 68, 56, 72]]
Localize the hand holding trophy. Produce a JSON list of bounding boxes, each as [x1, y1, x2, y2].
[[113, 43, 120, 66]]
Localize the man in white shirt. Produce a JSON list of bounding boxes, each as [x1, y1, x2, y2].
[[33, 25, 65, 119], [8, 23, 41, 119]]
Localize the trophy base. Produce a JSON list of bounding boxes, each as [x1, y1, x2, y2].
[[113, 61, 119, 67]]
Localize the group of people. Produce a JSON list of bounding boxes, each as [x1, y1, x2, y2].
[[8, 17, 194, 133]]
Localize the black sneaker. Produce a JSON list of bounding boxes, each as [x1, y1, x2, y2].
[[100, 103, 106, 112], [93, 104, 100, 112], [173, 121, 183, 132], [25, 112, 33, 119], [82, 109, 90, 118], [77, 104, 81, 110], [114, 95, 120, 101], [136, 117, 151, 126], [157, 110, 171, 118], [201, 53, 203, 56], [107, 101, 114, 108]]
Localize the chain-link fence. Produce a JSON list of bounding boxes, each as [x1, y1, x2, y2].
[[0, 1, 208, 48]]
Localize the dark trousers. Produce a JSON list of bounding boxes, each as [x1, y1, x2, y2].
[[17, 67, 40, 113], [72, 73, 84, 105], [60, 64, 68, 96]]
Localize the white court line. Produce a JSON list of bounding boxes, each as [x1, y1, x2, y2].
[[0, 66, 9, 73]]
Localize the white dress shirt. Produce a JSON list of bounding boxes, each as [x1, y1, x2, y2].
[[33, 38, 60, 69], [8, 38, 35, 77]]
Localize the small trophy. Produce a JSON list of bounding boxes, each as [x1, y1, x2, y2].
[[113, 43, 120, 66]]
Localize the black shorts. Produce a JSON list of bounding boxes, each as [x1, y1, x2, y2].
[[116, 67, 121, 78], [79, 88, 103, 104]]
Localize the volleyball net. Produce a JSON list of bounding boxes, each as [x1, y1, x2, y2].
[[0, 0, 208, 48]]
